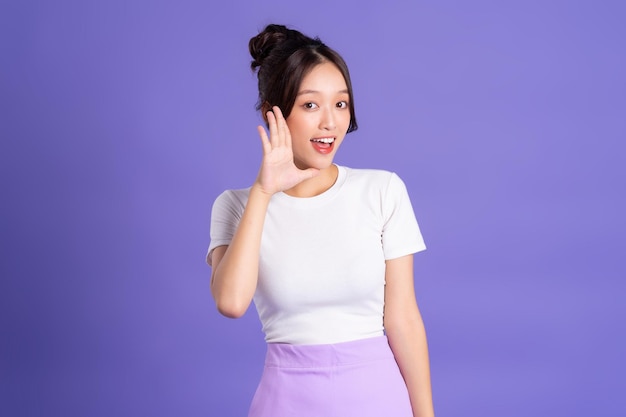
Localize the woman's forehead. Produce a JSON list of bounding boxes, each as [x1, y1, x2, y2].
[[298, 63, 348, 94]]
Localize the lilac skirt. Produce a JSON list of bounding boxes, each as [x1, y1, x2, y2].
[[248, 336, 412, 417]]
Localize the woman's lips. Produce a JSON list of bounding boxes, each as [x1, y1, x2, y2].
[[310, 137, 335, 154]]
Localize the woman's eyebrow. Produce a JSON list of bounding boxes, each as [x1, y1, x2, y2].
[[297, 89, 349, 96]]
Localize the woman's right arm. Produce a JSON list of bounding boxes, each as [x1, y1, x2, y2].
[[209, 107, 319, 318], [209, 185, 271, 318]]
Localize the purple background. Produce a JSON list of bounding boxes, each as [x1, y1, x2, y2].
[[2, 1, 625, 416]]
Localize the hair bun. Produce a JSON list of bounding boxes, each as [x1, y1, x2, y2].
[[249, 24, 305, 70]]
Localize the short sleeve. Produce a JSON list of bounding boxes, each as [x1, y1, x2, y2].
[[381, 173, 426, 260], [206, 189, 248, 266]]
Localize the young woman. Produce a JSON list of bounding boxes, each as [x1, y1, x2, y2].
[[207, 24, 435, 417]]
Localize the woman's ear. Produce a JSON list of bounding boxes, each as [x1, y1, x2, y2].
[[261, 101, 272, 124]]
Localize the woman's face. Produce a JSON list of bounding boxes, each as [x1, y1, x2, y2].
[[286, 62, 351, 171]]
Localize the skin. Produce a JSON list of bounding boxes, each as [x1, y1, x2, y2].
[[209, 61, 435, 417]]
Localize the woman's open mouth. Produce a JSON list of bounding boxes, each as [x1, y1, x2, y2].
[[310, 137, 335, 154]]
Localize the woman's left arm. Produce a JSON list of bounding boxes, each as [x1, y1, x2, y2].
[[384, 254, 435, 417]]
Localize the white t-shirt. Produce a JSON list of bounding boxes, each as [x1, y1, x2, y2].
[[207, 165, 426, 345]]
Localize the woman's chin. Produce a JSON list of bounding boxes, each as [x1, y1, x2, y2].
[[294, 156, 338, 172]]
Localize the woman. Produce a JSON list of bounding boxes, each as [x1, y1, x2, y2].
[[207, 24, 435, 417]]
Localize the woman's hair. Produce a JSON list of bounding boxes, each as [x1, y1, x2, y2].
[[249, 24, 358, 133]]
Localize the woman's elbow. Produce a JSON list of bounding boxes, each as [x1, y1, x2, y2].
[[216, 304, 247, 318], [210, 268, 254, 318], [214, 295, 250, 318], [384, 308, 423, 335]]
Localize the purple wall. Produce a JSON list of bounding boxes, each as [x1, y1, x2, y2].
[[2, 1, 625, 416]]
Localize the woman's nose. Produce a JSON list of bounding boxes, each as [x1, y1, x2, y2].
[[319, 107, 336, 130]]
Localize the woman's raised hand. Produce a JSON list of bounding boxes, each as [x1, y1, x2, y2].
[[254, 106, 320, 195]]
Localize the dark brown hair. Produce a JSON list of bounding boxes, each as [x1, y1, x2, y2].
[[249, 24, 358, 133]]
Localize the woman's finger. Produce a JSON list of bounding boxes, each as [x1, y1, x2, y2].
[[257, 125, 271, 155], [267, 110, 278, 147], [284, 117, 292, 149], [273, 106, 286, 147]]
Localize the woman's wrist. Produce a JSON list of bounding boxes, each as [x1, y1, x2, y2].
[[250, 182, 276, 200]]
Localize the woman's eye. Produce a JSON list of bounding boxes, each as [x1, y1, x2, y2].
[[337, 101, 348, 109], [304, 102, 318, 109]]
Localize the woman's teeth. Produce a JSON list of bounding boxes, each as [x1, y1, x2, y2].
[[311, 138, 335, 144]]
